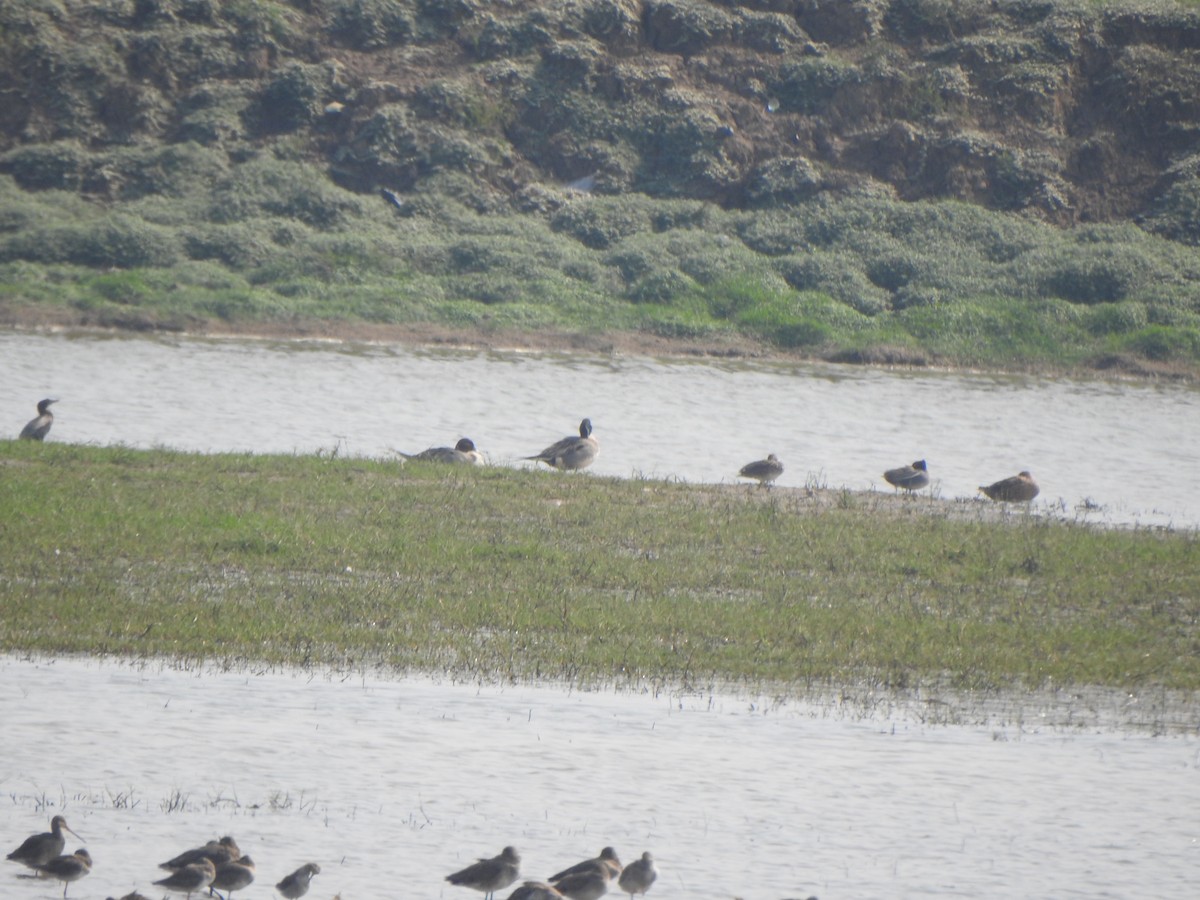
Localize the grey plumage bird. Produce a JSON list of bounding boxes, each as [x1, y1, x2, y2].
[[550, 847, 621, 900], [153, 857, 216, 897], [883, 459, 930, 493], [525, 418, 599, 471], [446, 845, 522, 900], [160, 836, 240, 870], [506, 882, 565, 900], [36, 848, 92, 898], [617, 852, 657, 900], [6, 815, 82, 869], [738, 453, 784, 487], [275, 862, 321, 899], [212, 854, 255, 899], [979, 471, 1040, 502], [19, 398, 56, 440], [400, 437, 483, 464]]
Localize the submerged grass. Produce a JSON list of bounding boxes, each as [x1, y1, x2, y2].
[[1, 441, 1198, 694]]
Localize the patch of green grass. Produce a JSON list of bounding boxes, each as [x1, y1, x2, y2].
[[2, 441, 1197, 694]]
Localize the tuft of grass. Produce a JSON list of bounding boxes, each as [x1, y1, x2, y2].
[[2, 441, 1198, 695]]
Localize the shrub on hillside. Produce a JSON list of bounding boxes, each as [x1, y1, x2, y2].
[[330, 0, 414, 49]]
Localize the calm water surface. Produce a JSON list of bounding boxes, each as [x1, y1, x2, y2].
[[2, 331, 1198, 528], [1, 656, 1197, 900]]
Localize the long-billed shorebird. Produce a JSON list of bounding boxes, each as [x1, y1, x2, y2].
[[525, 418, 599, 471], [275, 862, 321, 899], [617, 852, 657, 900], [19, 398, 57, 441], [159, 836, 240, 870], [152, 857, 216, 898], [6, 815, 82, 869], [883, 459, 930, 493], [507, 882, 565, 900], [446, 845, 521, 900], [738, 453, 784, 487], [399, 437, 484, 464], [979, 471, 1039, 503], [550, 847, 621, 900], [212, 855, 255, 899], [36, 848, 91, 898]]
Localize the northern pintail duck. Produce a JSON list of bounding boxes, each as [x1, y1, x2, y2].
[[617, 852, 657, 900], [883, 459, 929, 493], [275, 862, 321, 899], [6, 815, 82, 869], [36, 848, 91, 898], [979, 471, 1039, 502], [525, 418, 599, 471], [738, 454, 783, 487], [153, 857, 216, 897], [446, 845, 521, 900], [19, 398, 56, 440], [400, 437, 484, 464]]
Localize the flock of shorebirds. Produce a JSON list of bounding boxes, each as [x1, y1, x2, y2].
[[445, 845, 656, 900], [6, 817, 318, 899], [6, 816, 658, 900], [16, 398, 1039, 502]]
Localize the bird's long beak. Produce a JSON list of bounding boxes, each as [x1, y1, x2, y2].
[[63, 823, 83, 842]]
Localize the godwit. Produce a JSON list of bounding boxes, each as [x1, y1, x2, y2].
[[979, 471, 1040, 503], [525, 418, 599, 471], [446, 845, 521, 900], [211, 854, 255, 899], [506, 882, 565, 900], [152, 857, 216, 898], [883, 459, 930, 493], [36, 848, 91, 898], [550, 847, 621, 900], [400, 437, 484, 464], [159, 836, 240, 869], [104, 893, 152, 900], [19, 398, 56, 440], [6, 815, 82, 869], [617, 852, 657, 900], [275, 862, 321, 899], [738, 454, 784, 487], [550, 847, 622, 882]]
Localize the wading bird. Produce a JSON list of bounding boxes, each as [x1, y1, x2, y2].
[[159, 836, 240, 870], [738, 454, 784, 487], [36, 848, 91, 898], [19, 398, 57, 441], [399, 437, 484, 464], [275, 862, 321, 899], [507, 882, 565, 900], [6, 816, 82, 869], [617, 852, 657, 900], [211, 855, 255, 899], [979, 471, 1039, 503], [525, 418, 599, 471], [152, 857, 216, 898], [550, 847, 621, 900], [446, 845, 522, 900], [883, 459, 930, 493]]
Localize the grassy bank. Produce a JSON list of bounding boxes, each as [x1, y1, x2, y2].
[[2, 441, 1197, 695]]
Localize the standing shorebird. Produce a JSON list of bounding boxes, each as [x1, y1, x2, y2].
[[507, 882, 565, 900], [400, 437, 484, 464], [159, 836, 240, 870], [446, 845, 522, 900], [275, 862, 321, 899], [883, 459, 930, 493], [738, 453, 784, 487], [152, 857, 216, 898], [525, 418, 599, 471], [19, 398, 57, 441], [6, 815, 83, 869], [36, 848, 92, 898], [979, 471, 1040, 503], [550, 847, 621, 900], [617, 852, 657, 900], [211, 855, 255, 899]]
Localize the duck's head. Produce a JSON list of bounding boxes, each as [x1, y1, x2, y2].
[[455, 438, 477, 452], [579, 418, 593, 438], [37, 398, 58, 414], [913, 459, 927, 471]]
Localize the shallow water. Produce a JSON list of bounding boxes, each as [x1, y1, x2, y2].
[[1, 657, 1197, 900], [2, 331, 1199, 529]]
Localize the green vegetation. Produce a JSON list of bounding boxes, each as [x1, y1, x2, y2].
[[1, 1, 1199, 375], [3, 441, 1198, 694]]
